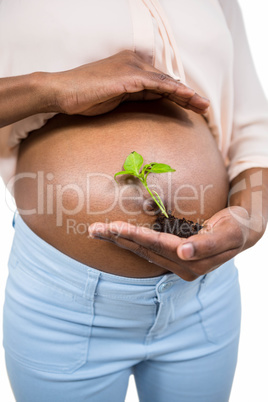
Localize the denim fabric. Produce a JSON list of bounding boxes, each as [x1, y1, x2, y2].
[[3, 213, 241, 402]]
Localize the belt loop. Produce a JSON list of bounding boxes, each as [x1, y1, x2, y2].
[[84, 269, 101, 302]]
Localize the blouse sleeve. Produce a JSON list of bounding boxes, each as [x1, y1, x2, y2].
[[219, 0, 268, 181]]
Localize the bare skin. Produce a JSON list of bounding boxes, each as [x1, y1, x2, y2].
[[14, 99, 229, 278]]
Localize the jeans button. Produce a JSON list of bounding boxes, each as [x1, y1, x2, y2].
[[158, 281, 174, 293]]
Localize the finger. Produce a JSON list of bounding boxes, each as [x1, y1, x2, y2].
[[176, 220, 245, 261], [89, 221, 183, 260], [131, 70, 194, 97], [184, 104, 209, 114], [158, 91, 210, 114], [183, 92, 211, 111], [124, 90, 209, 115], [177, 246, 240, 277], [89, 222, 198, 281], [169, 98, 209, 114], [148, 73, 210, 109], [132, 70, 210, 111]]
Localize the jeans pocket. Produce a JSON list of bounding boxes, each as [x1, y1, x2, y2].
[[196, 267, 241, 345], [3, 259, 94, 374]]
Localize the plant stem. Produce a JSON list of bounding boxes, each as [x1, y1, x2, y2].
[[142, 180, 168, 218]]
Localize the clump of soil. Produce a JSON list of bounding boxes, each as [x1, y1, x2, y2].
[[152, 212, 203, 238]]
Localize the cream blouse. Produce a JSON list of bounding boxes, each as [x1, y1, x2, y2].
[[0, 0, 268, 190]]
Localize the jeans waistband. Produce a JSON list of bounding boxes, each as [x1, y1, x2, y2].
[[11, 212, 180, 289]]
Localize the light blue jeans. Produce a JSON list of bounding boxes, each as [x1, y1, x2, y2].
[[3, 213, 241, 402]]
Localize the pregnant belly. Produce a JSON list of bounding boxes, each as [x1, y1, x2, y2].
[[14, 99, 229, 277]]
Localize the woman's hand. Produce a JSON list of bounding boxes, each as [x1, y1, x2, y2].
[[87, 168, 268, 281], [0, 50, 209, 128], [88, 206, 263, 281], [51, 50, 209, 116]]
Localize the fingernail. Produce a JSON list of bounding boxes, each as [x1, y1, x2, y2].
[[185, 86, 195, 93], [88, 231, 102, 239], [201, 96, 210, 103], [180, 243, 194, 259]]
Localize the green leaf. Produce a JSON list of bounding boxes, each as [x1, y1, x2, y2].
[[114, 171, 137, 181], [144, 163, 176, 174], [123, 151, 143, 176]]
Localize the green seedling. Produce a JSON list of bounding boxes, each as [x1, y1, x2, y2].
[[114, 151, 175, 218]]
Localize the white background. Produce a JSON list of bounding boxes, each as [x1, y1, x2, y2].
[[1, 1, 268, 401]]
